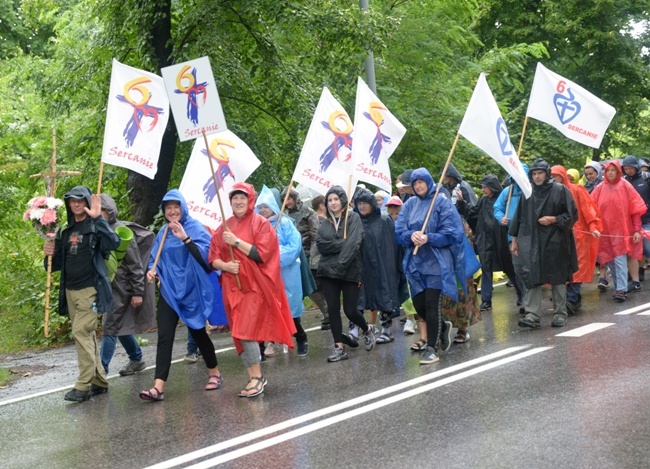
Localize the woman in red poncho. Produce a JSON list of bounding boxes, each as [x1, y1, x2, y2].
[[209, 182, 296, 398], [551, 165, 602, 313], [591, 161, 647, 302]]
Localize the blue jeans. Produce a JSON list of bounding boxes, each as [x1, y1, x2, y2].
[[481, 271, 493, 304], [187, 329, 198, 354], [643, 222, 650, 259], [567, 283, 582, 304], [100, 335, 143, 374], [608, 254, 629, 292]]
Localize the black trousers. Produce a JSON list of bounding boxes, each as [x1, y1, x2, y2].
[[412, 288, 442, 349], [321, 277, 368, 344], [155, 295, 217, 381]]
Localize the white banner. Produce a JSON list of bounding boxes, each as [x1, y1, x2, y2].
[[292, 87, 357, 198], [101, 59, 170, 179], [179, 130, 260, 230], [458, 73, 532, 198], [526, 62, 616, 148], [161, 56, 227, 142], [351, 77, 406, 192]]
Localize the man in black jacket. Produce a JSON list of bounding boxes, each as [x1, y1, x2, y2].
[[622, 155, 650, 284], [44, 186, 120, 402]]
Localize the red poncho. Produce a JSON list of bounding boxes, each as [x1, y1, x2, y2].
[[551, 165, 602, 282], [591, 161, 647, 264], [208, 182, 296, 354]]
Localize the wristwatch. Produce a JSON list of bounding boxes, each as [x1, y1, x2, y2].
[[235, 238, 240, 247]]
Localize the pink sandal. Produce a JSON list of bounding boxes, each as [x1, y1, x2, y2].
[[205, 374, 223, 391]]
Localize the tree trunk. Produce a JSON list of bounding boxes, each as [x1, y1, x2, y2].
[[127, 0, 176, 226]]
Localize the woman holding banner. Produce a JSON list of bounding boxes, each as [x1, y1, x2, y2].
[[139, 190, 222, 402], [394, 168, 465, 364], [209, 182, 296, 398]]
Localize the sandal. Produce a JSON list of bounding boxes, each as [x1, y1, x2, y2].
[[139, 386, 164, 402], [238, 376, 267, 398], [410, 338, 427, 352], [205, 374, 223, 391], [454, 330, 470, 343], [376, 333, 394, 344]]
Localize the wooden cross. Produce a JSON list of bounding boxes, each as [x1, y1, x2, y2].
[[29, 129, 82, 196], [29, 129, 81, 338]]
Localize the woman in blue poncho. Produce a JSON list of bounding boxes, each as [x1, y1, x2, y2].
[[255, 185, 308, 356], [139, 189, 223, 401], [394, 168, 465, 365]]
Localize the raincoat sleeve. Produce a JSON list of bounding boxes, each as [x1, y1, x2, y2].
[[337, 214, 364, 271], [93, 215, 121, 256], [425, 199, 465, 248], [508, 196, 523, 238], [493, 189, 508, 222], [394, 201, 415, 247], [316, 222, 345, 255], [278, 219, 302, 268], [553, 186, 578, 232], [122, 240, 145, 297]]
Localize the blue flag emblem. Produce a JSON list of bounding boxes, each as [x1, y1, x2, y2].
[[553, 88, 581, 124], [496, 118, 513, 156]]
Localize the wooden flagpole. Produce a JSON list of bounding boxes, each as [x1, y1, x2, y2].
[[414, 133, 461, 256], [148, 225, 169, 283], [97, 161, 105, 195], [202, 131, 241, 290], [276, 179, 294, 230], [343, 174, 353, 238], [29, 129, 82, 337], [504, 116, 529, 217]]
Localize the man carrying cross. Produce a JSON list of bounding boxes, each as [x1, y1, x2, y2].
[[44, 186, 120, 402]]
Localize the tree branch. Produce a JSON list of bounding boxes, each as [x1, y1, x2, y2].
[[220, 94, 291, 136]]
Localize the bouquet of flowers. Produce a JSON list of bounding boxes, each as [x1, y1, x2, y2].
[[23, 196, 65, 239]]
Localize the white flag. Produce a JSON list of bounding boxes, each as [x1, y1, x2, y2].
[[292, 87, 357, 198], [458, 73, 532, 198], [526, 62, 616, 148], [101, 59, 170, 179], [179, 130, 261, 230], [351, 77, 406, 192], [161, 56, 227, 142]]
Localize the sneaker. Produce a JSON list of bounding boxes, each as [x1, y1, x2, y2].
[[363, 327, 376, 352], [341, 333, 359, 348], [566, 301, 577, 315], [297, 341, 309, 357], [597, 278, 609, 291], [439, 321, 453, 352], [551, 315, 567, 327], [89, 384, 108, 396], [403, 319, 416, 335], [479, 302, 492, 311], [327, 346, 348, 362], [64, 388, 90, 402], [505, 280, 514, 287], [264, 342, 280, 357], [184, 352, 199, 363], [320, 322, 331, 331], [119, 360, 146, 376], [613, 290, 627, 302], [518, 316, 541, 329], [630, 281, 642, 292], [419, 347, 439, 365]]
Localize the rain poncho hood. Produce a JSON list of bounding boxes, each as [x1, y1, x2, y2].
[[148, 189, 214, 329], [395, 168, 466, 300], [480, 174, 502, 195], [592, 161, 648, 262], [584, 161, 603, 193], [622, 155, 640, 173], [280, 186, 303, 212], [64, 185, 93, 223]]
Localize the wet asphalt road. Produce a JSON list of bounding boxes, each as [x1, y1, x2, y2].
[[2, 281, 650, 469]]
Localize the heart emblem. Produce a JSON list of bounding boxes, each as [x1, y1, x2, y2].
[[553, 88, 581, 124]]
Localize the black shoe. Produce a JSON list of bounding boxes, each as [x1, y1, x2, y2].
[[479, 302, 492, 311], [439, 321, 452, 352], [89, 384, 108, 396], [518, 306, 526, 315], [320, 322, 331, 331], [551, 315, 567, 327], [341, 333, 359, 348], [64, 388, 90, 402], [566, 301, 576, 315], [518, 317, 541, 329]]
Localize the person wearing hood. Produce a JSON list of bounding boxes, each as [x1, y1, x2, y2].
[[550, 166, 602, 313], [354, 188, 401, 344], [316, 185, 376, 362], [622, 155, 650, 283], [98, 194, 156, 376], [493, 164, 530, 311], [281, 186, 329, 329], [510, 159, 578, 328], [442, 162, 478, 219], [592, 161, 647, 301], [394, 168, 466, 364], [43, 186, 121, 402], [583, 161, 603, 194], [469, 174, 518, 312], [640, 158, 650, 173], [255, 185, 308, 357], [210, 183, 296, 397], [139, 190, 222, 402], [396, 170, 414, 203]]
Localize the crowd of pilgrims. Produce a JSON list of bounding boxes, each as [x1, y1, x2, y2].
[[138, 155, 650, 400]]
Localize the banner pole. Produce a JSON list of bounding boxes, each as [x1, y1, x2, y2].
[[276, 179, 294, 230], [148, 225, 169, 283], [414, 133, 461, 256], [343, 174, 353, 239], [505, 115, 530, 218], [202, 131, 241, 290], [97, 161, 104, 195]]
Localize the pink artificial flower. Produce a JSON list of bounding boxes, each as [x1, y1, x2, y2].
[[31, 196, 48, 208], [23, 210, 31, 221], [40, 209, 57, 225]]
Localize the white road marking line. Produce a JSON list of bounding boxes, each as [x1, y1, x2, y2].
[[555, 323, 615, 337], [614, 303, 650, 315], [0, 346, 237, 407], [183, 347, 553, 469], [637, 312, 650, 316], [144, 345, 532, 469]]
